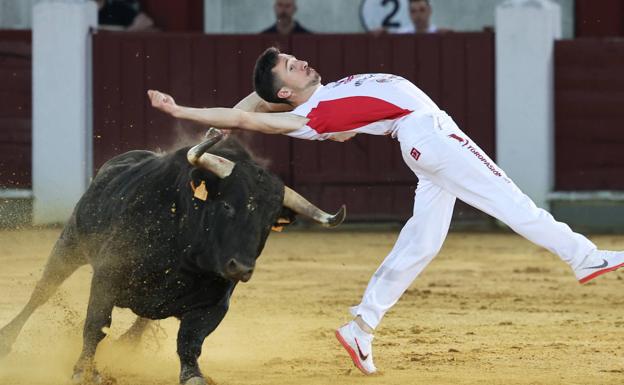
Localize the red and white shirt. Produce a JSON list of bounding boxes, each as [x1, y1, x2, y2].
[[288, 74, 440, 140]]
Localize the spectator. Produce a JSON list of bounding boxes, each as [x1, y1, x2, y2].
[[261, 0, 311, 35], [97, 0, 156, 31], [396, 0, 450, 34]]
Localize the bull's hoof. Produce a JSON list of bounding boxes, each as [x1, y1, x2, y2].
[[71, 370, 103, 384], [183, 377, 207, 385], [0, 327, 16, 358]]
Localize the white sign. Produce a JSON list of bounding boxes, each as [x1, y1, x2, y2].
[[360, 0, 413, 32]]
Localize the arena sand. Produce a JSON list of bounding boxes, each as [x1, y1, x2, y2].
[[0, 228, 623, 385]]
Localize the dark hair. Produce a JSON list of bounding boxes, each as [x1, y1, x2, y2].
[[409, 0, 430, 4], [253, 47, 289, 104]]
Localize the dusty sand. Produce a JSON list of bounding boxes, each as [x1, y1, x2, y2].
[[0, 227, 623, 385]]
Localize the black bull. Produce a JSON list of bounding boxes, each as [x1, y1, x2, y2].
[[0, 132, 345, 385]]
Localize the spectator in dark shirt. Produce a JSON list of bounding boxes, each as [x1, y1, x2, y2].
[[261, 0, 311, 35], [97, 0, 156, 31]]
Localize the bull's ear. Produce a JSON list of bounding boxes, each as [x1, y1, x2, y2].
[[188, 169, 217, 202], [190, 180, 209, 201], [271, 207, 297, 232]]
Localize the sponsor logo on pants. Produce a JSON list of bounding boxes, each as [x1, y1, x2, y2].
[[410, 148, 421, 161], [447, 134, 504, 179], [466, 145, 502, 177]]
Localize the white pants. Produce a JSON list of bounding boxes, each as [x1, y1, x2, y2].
[[352, 113, 597, 329]]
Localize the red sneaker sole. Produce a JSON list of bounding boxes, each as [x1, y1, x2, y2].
[[335, 329, 375, 375], [579, 262, 624, 284]]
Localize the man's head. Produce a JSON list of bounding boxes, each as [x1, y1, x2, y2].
[[408, 0, 432, 32], [253, 47, 321, 105], [274, 0, 297, 24]]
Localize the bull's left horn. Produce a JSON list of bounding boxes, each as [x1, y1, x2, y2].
[[187, 129, 235, 178], [283, 186, 346, 227]]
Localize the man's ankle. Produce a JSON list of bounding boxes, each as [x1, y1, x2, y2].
[[354, 315, 374, 334]]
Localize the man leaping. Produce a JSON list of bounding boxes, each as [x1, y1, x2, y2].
[[148, 46, 624, 375]]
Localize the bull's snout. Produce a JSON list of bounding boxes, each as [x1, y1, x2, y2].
[[224, 259, 254, 282]]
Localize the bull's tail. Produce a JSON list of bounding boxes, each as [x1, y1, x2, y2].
[[0, 228, 87, 357]]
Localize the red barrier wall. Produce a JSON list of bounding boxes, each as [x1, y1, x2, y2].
[[576, 0, 624, 37], [139, 0, 204, 32], [555, 39, 624, 190], [0, 30, 31, 189], [93, 32, 495, 220]]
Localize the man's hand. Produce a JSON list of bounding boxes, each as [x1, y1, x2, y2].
[[147, 90, 180, 116]]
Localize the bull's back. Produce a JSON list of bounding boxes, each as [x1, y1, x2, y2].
[[74, 150, 180, 236], [96, 150, 157, 181]]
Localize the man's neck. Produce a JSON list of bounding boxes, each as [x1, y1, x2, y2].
[[290, 83, 322, 107]]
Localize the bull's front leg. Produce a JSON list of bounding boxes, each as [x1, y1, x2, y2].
[[177, 304, 228, 385], [72, 271, 117, 384]]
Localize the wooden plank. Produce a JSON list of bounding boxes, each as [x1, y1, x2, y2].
[[191, 38, 216, 108], [415, 34, 441, 103], [315, 35, 343, 82], [119, 37, 146, 152], [557, 168, 624, 190], [0, 91, 30, 117], [0, 31, 31, 188], [0, 68, 31, 93], [343, 35, 368, 76], [139, 0, 203, 32], [93, 33, 122, 169], [214, 36, 241, 107], [369, 34, 393, 73], [391, 36, 417, 81], [0, 118, 30, 142], [440, 33, 466, 128], [144, 35, 174, 149], [555, 38, 624, 190], [575, 0, 624, 37], [465, 32, 495, 157], [0, 143, 30, 188]]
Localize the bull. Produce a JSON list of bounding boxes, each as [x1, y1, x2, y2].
[[0, 130, 345, 385]]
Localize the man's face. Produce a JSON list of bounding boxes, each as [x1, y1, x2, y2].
[[409, 0, 432, 28], [274, 0, 296, 22], [273, 53, 321, 100]]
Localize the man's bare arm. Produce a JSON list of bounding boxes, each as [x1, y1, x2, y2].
[[148, 90, 305, 135]]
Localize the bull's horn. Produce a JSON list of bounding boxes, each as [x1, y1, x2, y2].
[[283, 186, 346, 228], [187, 129, 235, 178]]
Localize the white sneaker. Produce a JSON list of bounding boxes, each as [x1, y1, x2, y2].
[[335, 321, 377, 375], [575, 250, 624, 284]]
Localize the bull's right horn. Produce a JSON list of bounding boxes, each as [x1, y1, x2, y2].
[[283, 186, 346, 227]]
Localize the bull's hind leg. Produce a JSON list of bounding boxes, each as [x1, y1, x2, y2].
[[177, 304, 228, 385], [0, 233, 86, 357], [72, 270, 117, 384], [117, 316, 151, 346]]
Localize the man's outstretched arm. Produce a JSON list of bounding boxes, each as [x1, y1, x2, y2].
[[147, 90, 305, 135]]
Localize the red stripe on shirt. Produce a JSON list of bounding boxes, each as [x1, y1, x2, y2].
[[305, 96, 412, 134]]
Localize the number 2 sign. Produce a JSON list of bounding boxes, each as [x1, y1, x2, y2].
[[360, 0, 413, 32]]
